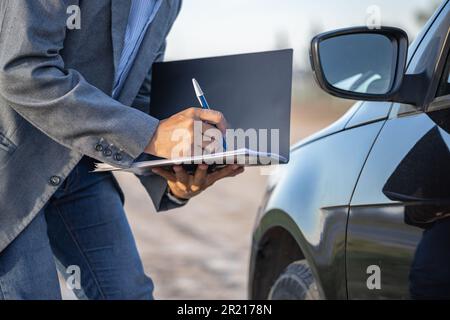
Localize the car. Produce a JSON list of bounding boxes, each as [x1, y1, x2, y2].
[[248, 0, 450, 300]]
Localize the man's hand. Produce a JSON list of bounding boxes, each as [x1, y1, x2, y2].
[[152, 164, 245, 200], [145, 107, 227, 159]]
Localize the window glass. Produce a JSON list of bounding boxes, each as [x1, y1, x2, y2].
[[437, 54, 450, 97]]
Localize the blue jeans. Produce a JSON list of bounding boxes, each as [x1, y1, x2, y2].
[[0, 157, 154, 300]]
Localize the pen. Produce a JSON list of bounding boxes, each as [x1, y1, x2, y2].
[[192, 78, 227, 151]]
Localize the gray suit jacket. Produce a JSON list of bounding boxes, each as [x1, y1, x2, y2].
[[0, 0, 183, 253]]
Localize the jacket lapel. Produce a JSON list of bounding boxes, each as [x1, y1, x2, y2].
[[111, 0, 132, 75]]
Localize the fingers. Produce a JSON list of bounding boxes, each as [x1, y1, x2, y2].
[[151, 167, 176, 182], [184, 107, 227, 134], [203, 139, 222, 154], [200, 122, 219, 148], [173, 165, 190, 191], [206, 165, 245, 187], [199, 109, 227, 134], [192, 164, 208, 192], [190, 122, 222, 154], [202, 122, 217, 138]]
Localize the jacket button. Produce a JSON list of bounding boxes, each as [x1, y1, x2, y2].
[[103, 148, 112, 157], [95, 143, 104, 152], [114, 153, 123, 161], [49, 176, 62, 186]]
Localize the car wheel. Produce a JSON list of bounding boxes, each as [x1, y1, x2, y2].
[[268, 260, 321, 300]]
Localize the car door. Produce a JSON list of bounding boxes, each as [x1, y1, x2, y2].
[[346, 2, 450, 299]]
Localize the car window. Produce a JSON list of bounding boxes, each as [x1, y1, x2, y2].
[[437, 53, 450, 97]]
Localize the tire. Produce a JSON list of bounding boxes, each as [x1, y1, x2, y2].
[[268, 260, 321, 300]]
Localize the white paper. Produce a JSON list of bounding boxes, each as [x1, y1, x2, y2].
[[94, 148, 286, 174]]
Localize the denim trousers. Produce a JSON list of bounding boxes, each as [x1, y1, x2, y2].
[[0, 157, 154, 300]]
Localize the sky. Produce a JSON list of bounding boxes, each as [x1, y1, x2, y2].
[[165, 0, 439, 69]]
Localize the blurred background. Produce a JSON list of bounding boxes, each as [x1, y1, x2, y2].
[[64, 0, 443, 299]]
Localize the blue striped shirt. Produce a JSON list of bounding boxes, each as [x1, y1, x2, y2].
[[113, 0, 162, 98]]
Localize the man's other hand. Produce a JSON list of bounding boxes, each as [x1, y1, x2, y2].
[[145, 107, 227, 159], [152, 164, 244, 200]]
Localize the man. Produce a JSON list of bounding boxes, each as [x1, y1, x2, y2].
[[0, 0, 243, 299]]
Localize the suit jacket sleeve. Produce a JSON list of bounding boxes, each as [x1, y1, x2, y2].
[[0, 0, 159, 168]]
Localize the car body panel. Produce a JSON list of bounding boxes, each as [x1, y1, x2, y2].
[[347, 1, 450, 299], [251, 121, 384, 299], [347, 113, 435, 299], [347, 109, 450, 298], [345, 101, 393, 129]]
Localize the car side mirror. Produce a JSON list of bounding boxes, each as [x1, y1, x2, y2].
[[310, 27, 425, 106]]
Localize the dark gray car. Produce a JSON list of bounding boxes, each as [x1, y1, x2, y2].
[[249, 0, 450, 300]]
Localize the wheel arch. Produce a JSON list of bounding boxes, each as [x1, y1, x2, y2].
[[249, 209, 325, 300]]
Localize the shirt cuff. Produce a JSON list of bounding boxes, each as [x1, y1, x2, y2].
[[166, 189, 189, 206]]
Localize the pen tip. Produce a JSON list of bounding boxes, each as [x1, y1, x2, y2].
[[192, 78, 203, 96]]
